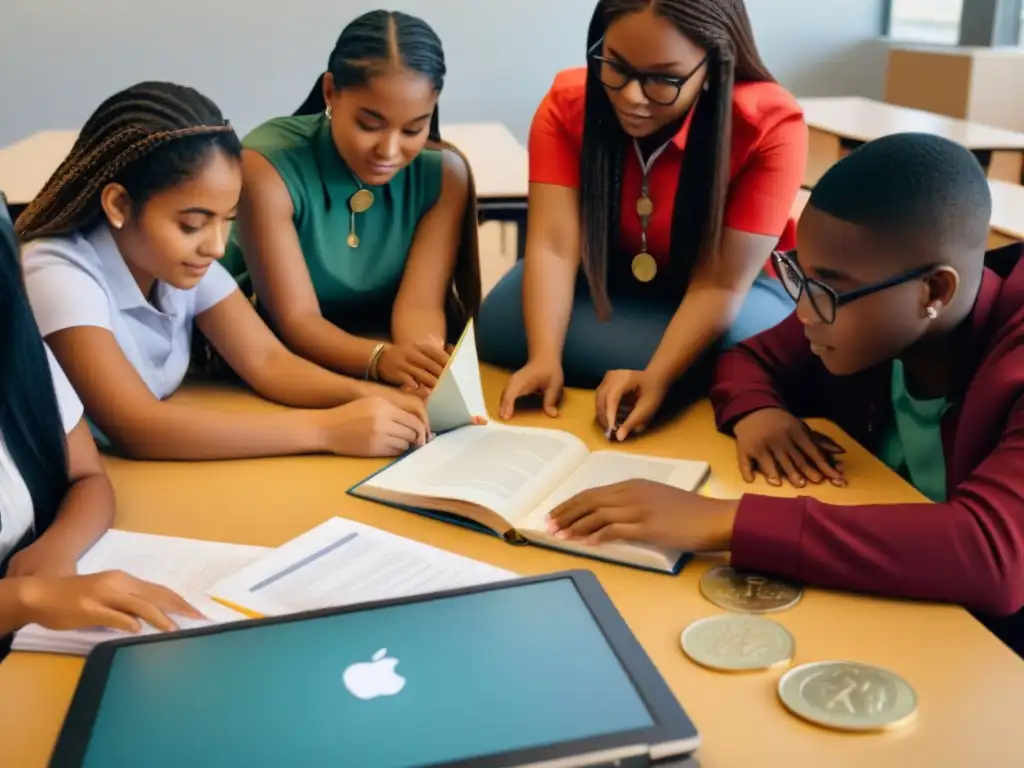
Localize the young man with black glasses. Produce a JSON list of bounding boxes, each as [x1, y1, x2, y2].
[[545, 132, 1024, 656]]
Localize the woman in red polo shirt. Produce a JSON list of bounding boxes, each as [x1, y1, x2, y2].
[[477, 0, 807, 438]]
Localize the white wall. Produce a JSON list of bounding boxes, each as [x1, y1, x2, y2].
[[0, 0, 886, 146]]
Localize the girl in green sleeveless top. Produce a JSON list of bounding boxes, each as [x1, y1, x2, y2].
[[225, 11, 480, 397]]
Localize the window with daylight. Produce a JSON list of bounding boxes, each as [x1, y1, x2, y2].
[[888, 0, 964, 44]]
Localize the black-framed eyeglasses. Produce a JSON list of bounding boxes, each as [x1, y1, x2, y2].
[[587, 39, 707, 107], [772, 250, 937, 325]]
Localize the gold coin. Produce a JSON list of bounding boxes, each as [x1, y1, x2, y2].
[[631, 252, 657, 282], [778, 661, 918, 732], [636, 195, 654, 217], [347, 232, 359, 248], [349, 188, 375, 214], [680, 614, 794, 672], [699, 566, 802, 614]]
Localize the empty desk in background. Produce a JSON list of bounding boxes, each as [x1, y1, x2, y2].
[[988, 179, 1024, 248], [441, 122, 529, 261], [0, 130, 78, 218], [1, 125, 530, 259], [1, 365, 1022, 768], [799, 97, 1024, 187]]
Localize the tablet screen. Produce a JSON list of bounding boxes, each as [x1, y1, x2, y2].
[[80, 578, 654, 767]]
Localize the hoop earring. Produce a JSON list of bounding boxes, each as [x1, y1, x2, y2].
[[325, 105, 333, 120]]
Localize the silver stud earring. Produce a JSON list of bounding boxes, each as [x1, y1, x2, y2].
[[325, 105, 333, 120], [926, 305, 938, 320], [702, 80, 709, 92], [112, 220, 123, 230]]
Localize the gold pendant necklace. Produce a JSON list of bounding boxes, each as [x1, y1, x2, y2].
[[631, 138, 671, 283], [346, 176, 375, 249]]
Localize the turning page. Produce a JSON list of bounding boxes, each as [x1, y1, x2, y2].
[[426, 319, 489, 433], [211, 517, 516, 617], [357, 424, 590, 525], [13, 530, 268, 655]]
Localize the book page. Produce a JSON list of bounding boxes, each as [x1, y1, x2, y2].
[[426, 319, 489, 434], [211, 517, 516, 617], [522, 451, 711, 530], [12, 530, 268, 654], [361, 424, 589, 524]]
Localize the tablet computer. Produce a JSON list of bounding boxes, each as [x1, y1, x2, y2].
[[50, 569, 699, 767]]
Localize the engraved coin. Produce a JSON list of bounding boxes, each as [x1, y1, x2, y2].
[[631, 252, 657, 282], [778, 661, 918, 732], [349, 188, 375, 214], [699, 566, 803, 614], [347, 232, 360, 248], [636, 195, 654, 217], [681, 614, 794, 672]]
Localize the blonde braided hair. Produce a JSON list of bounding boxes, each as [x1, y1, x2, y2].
[[16, 82, 238, 242]]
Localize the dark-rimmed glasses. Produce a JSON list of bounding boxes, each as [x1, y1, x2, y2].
[[772, 250, 937, 324], [587, 39, 707, 107]]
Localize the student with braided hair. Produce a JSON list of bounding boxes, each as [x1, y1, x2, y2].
[[224, 10, 479, 396], [0, 204, 200, 651], [19, 81, 432, 462], [479, 0, 807, 437]]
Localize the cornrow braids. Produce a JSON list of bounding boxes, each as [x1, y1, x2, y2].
[[580, 0, 774, 318], [16, 81, 239, 242], [294, 10, 446, 120]]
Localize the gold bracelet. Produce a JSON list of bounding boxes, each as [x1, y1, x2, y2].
[[366, 342, 387, 381]]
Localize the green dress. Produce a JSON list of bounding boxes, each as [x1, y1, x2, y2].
[[223, 115, 443, 332]]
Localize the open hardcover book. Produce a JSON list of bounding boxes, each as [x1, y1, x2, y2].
[[356, 321, 711, 574]]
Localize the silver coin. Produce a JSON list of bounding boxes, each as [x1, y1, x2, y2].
[[681, 614, 794, 672], [699, 565, 803, 614], [778, 661, 918, 732]]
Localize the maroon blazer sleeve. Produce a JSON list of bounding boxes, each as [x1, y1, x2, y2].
[[731, 397, 1024, 617], [709, 313, 818, 433]]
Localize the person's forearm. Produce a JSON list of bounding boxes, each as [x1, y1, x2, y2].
[[0, 579, 32, 636], [392, 307, 446, 346], [523, 249, 576, 361], [105, 403, 325, 461], [646, 286, 742, 383], [281, 315, 381, 379], [33, 475, 115, 563], [243, 346, 383, 409]]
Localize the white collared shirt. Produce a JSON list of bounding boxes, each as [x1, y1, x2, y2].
[[22, 224, 237, 400], [0, 346, 83, 564]]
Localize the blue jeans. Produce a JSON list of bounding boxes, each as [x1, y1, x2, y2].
[[477, 261, 793, 390]]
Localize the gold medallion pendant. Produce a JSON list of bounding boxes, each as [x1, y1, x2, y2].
[[349, 188, 375, 213], [347, 232, 360, 248], [632, 252, 657, 283]]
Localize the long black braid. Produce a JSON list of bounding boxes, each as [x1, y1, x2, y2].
[[580, 0, 775, 318], [17, 81, 240, 242]]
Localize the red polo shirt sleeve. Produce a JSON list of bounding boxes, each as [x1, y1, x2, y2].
[[723, 88, 808, 237], [528, 69, 586, 189]]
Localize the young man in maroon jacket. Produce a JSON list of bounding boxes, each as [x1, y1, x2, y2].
[[546, 133, 1023, 655]]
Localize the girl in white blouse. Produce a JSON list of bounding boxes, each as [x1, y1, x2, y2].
[[0, 205, 196, 645]]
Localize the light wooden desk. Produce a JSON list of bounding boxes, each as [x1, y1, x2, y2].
[[793, 178, 1022, 252], [0, 130, 78, 211], [1, 366, 1022, 767], [440, 122, 529, 262], [439, 122, 528, 202], [0, 124, 531, 258], [987, 178, 1024, 248], [799, 96, 1024, 187]]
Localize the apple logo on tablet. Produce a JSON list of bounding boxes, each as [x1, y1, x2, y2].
[[343, 648, 406, 700]]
